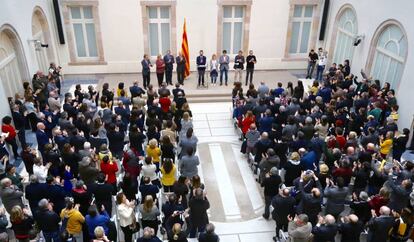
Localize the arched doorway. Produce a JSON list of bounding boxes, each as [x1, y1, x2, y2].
[[0, 25, 29, 99], [332, 6, 358, 65], [32, 7, 54, 73]]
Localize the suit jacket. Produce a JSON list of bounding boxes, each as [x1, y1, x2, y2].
[[130, 85, 145, 97], [324, 186, 349, 216], [12, 111, 25, 130], [271, 194, 296, 224], [196, 55, 207, 70], [0, 186, 24, 213], [288, 221, 312, 242], [176, 56, 186, 72], [36, 130, 49, 151], [219, 55, 230, 70], [163, 54, 175, 70], [338, 221, 364, 242], [141, 59, 151, 75], [312, 224, 338, 242], [367, 215, 394, 242], [387, 176, 411, 212]]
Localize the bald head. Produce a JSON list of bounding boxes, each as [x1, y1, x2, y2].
[[325, 215, 335, 225], [380, 206, 391, 216], [367, 143, 375, 151], [348, 214, 359, 223], [37, 122, 45, 130]]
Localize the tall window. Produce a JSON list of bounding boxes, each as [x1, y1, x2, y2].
[[333, 8, 357, 64], [70, 6, 98, 58], [0, 52, 21, 98], [148, 6, 171, 57], [371, 24, 407, 88], [289, 5, 314, 54], [222, 6, 244, 55]]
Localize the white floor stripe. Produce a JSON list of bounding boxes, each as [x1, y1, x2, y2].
[[195, 149, 204, 184], [208, 143, 241, 218], [232, 146, 264, 211]]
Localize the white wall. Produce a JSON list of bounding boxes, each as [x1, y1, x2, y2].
[[325, 0, 414, 129]]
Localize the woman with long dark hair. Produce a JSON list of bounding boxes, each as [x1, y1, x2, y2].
[[161, 158, 177, 193]]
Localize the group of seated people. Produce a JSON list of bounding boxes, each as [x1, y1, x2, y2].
[[233, 63, 414, 242], [0, 65, 220, 242]]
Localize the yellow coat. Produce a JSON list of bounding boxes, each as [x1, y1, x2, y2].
[[146, 145, 161, 163], [380, 138, 393, 155], [161, 165, 177, 186], [60, 208, 85, 234]]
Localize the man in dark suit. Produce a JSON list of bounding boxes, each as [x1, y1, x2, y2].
[[163, 50, 175, 85], [311, 214, 338, 242], [141, 54, 152, 89], [107, 123, 125, 159], [25, 175, 47, 213], [196, 50, 207, 87], [11, 104, 26, 148], [366, 206, 394, 242], [90, 173, 114, 216], [43, 176, 66, 214], [69, 129, 86, 152], [129, 81, 146, 98], [176, 52, 186, 85], [338, 214, 365, 242], [139, 177, 159, 203], [262, 167, 282, 219], [297, 171, 323, 226], [272, 188, 296, 241], [35, 122, 49, 156], [172, 83, 185, 101]]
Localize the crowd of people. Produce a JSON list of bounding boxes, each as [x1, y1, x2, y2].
[[0, 62, 220, 242], [233, 56, 414, 242]]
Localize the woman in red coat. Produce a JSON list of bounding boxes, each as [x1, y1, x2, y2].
[[100, 155, 119, 194], [240, 111, 256, 135], [1, 116, 19, 158], [369, 187, 390, 216]]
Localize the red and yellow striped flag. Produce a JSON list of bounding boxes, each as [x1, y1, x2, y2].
[[181, 18, 190, 78]]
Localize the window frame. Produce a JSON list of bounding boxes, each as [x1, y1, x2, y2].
[[217, 0, 252, 56], [61, 0, 106, 65], [70, 6, 98, 59], [283, 0, 322, 60], [140, 1, 177, 59], [147, 6, 172, 57], [369, 22, 407, 90], [289, 5, 314, 54], [222, 6, 245, 55]]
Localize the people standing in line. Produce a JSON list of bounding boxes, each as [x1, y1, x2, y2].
[[164, 50, 175, 85], [156, 54, 165, 87], [196, 50, 207, 87], [316, 49, 327, 82], [234, 50, 245, 83], [245, 50, 257, 86], [141, 54, 153, 89], [210, 54, 219, 86], [176, 52, 186, 85], [306, 49, 319, 79], [219, 50, 230, 86]]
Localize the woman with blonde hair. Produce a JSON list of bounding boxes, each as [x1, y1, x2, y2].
[[284, 152, 302, 186], [168, 223, 188, 242], [93, 226, 110, 242], [179, 111, 193, 140], [146, 138, 162, 171], [10, 205, 34, 242], [139, 195, 161, 235], [210, 54, 219, 86]]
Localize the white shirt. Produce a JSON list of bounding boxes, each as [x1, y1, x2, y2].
[[117, 203, 134, 227], [141, 164, 157, 181], [318, 56, 327, 66], [210, 60, 218, 70], [33, 164, 48, 183]]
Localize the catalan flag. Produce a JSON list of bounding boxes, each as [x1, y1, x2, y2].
[[181, 18, 190, 78]]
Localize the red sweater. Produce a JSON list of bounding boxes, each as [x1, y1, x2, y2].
[[100, 161, 119, 184], [1, 124, 16, 141], [159, 97, 171, 113]]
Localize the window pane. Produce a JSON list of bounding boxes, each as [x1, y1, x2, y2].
[[385, 41, 398, 55], [304, 5, 313, 17], [293, 5, 302, 17], [73, 24, 86, 57], [161, 23, 170, 54], [223, 22, 231, 53], [149, 23, 159, 56], [233, 22, 243, 54], [234, 6, 244, 18], [372, 52, 383, 78], [300, 21, 311, 53], [160, 7, 169, 19], [289, 22, 300, 53], [386, 60, 398, 86], [85, 23, 98, 57], [70, 7, 81, 19], [223, 6, 232, 18], [148, 7, 157, 19], [83, 6, 93, 19]]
